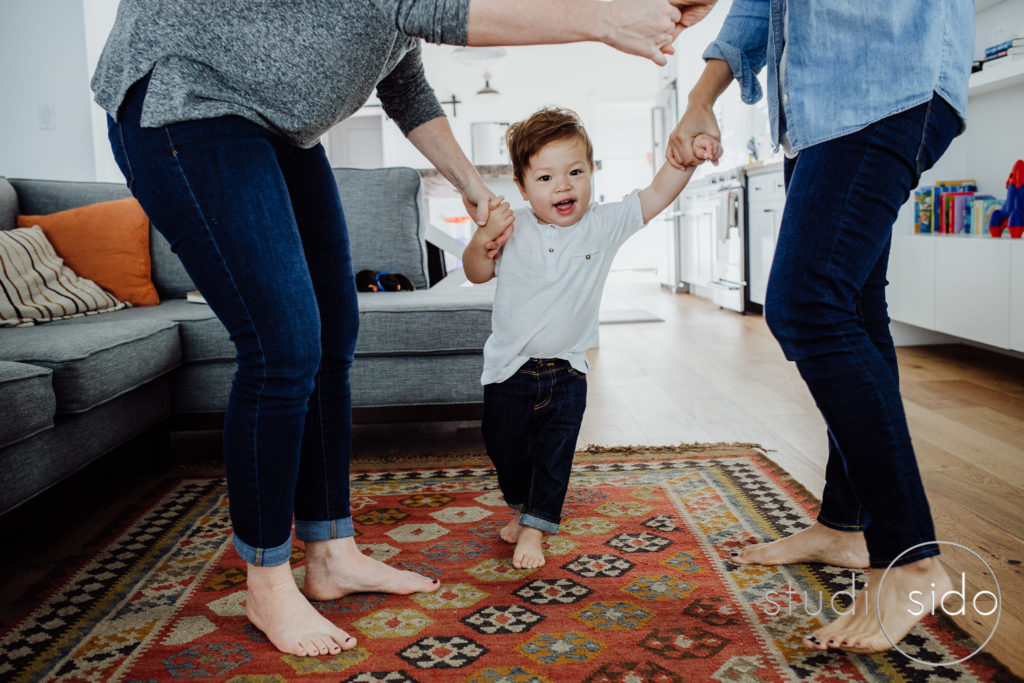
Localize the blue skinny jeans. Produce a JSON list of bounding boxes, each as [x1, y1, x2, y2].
[[765, 93, 961, 568], [108, 75, 358, 566]]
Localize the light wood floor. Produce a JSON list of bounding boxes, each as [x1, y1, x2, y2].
[[1, 271, 1021, 676], [588, 272, 1024, 677]]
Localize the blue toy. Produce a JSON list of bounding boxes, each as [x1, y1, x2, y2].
[[990, 159, 1024, 239]]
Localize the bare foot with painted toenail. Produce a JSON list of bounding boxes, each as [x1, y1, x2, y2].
[[301, 537, 442, 601], [729, 522, 869, 569], [245, 562, 355, 657], [804, 556, 952, 654]]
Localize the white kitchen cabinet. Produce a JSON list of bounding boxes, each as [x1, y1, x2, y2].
[[745, 165, 785, 306]]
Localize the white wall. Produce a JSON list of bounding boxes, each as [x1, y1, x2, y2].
[[381, 41, 667, 170], [82, 0, 121, 182], [0, 0, 98, 181]]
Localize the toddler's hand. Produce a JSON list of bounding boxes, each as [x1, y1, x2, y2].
[[692, 133, 722, 166], [481, 200, 514, 259]]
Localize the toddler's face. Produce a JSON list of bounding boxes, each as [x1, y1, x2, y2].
[[515, 136, 593, 227]]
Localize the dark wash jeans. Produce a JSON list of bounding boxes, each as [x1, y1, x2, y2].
[[482, 359, 587, 534], [766, 93, 960, 568], [108, 75, 359, 566]]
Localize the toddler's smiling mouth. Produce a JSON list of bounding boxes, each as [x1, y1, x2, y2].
[[554, 199, 576, 215]]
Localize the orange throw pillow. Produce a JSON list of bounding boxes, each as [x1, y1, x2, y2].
[[18, 198, 159, 306]]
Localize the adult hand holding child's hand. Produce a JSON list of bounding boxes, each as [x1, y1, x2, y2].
[[481, 197, 514, 260]]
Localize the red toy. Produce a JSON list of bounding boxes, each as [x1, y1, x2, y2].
[[990, 159, 1024, 238]]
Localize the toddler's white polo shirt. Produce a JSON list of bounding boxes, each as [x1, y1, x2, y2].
[[481, 190, 645, 385]]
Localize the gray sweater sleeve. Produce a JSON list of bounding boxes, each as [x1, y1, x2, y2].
[[372, 0, 470, 44], [378, 41, 445, 135]]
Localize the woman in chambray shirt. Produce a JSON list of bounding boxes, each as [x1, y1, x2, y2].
[[667, 0, 973, 654]]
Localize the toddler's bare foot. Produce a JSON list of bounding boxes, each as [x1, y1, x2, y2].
[[729, 522, 869, 568], [245, 562, 354, 656], [500, 511, 523, 544], [302, 536, 441, 601], [513, 527, 546, 569], [805, 556, 952, 653]]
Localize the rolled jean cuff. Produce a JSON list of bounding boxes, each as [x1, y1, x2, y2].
[[871, 543, 940, 570], [816, 513, 866, 532], [520, 512, 560, 535], [294, 516, 355, 542], [233, 533, 293, 567]]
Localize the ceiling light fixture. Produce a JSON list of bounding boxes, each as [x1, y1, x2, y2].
[[477, 70, 499, 97]]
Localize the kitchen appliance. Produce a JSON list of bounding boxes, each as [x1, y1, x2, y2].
[[708, 167, 746, 313], [677, 167, 746, 313], [471, 122, 510, 166], [651, 80, 683, 291]]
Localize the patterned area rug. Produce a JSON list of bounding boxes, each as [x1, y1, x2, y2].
[[0, 445, 1015, 682]]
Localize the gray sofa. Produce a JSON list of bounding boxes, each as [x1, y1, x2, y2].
[[0, 167, 494, 515]]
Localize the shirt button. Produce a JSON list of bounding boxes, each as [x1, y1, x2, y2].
[[548, 248, 554, 253], [586, 254, 591, 259]]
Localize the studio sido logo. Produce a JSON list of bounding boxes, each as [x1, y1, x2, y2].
[[878, 541, 1001, 666], [760, 541, 999, 667]]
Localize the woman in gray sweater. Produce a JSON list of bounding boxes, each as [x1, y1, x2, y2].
[[92, 0, 708, 659]]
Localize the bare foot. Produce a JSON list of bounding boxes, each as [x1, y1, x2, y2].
[[513, 527, 546, 569], [805, 556, 953, 653], [729, 523, 869, 569], [245, 562, 355, 656], [302, 536, 441, 601], [500, 511, 523, 544]]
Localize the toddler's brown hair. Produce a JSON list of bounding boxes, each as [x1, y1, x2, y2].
[[506, 107, 594, 185]]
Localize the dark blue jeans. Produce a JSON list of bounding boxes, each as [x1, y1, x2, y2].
[[108, 75, 359, 567], [765, 93, 960, 568], [482, 359, 587, 534]]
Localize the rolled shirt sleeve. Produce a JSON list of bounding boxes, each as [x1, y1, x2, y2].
[[371, 0, 470, 45], [702, 0, 770, 105]]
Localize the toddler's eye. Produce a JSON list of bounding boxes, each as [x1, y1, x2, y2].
[[538, 175, 551, 182], [570, 169, 583, 176]]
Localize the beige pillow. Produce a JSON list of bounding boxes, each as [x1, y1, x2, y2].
[[0, 226, 127, 327]]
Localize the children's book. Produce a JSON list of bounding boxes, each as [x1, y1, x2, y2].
[[914, 187, 934, 233], [971, 196, 1003, 237], [932, 181, 977, 233]]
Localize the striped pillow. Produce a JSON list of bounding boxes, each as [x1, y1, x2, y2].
[[0, 226, 127, 327]]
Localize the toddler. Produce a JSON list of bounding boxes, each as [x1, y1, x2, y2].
[[462, 107, 717, 568]]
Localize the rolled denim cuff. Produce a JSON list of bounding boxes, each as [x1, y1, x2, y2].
[[816, 512, 866, 532], [294, 516, 355, 542], [703, 41, 763, 105], [520, 513, 560, 535], [233, 532, 293, 567]]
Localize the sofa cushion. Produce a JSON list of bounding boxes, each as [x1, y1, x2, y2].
[[97, 299, 230, 363], [18, 198, 160, 306], [0, 317, 181, 414], [6, 178, 195, 299], [106, 286, 496, 361], [0, 361, 55, 449], [356, 283, 494, 356], [0, 177, 17, 230], [336, 167, 429, 290], [0, 226, 128, 326]]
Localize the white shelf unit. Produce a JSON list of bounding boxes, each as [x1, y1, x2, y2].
[[968, 57, 1024, 96], [886, 0, 1024, 353]]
